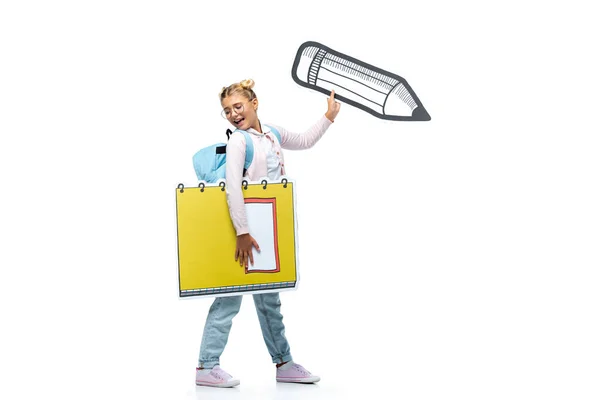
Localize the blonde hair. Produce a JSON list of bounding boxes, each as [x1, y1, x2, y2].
[[219, 79, 257, 102]]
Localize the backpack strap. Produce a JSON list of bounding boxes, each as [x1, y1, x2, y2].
[[227, 126, 278, 177], [265, 124, 281, 144], [228, 129, 254, 176], [240, 130, 254, 173]]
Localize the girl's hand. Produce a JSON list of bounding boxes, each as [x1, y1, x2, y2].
[[325, 90, 341, 122], [235, 233, 260, 268]]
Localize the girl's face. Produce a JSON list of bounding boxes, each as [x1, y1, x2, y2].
[[221, 94, 259, 131]]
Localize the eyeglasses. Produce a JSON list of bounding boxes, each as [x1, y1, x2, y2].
[[221, 101, 251, 119]]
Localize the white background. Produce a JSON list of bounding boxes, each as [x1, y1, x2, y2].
[[1, 1, 599, 399]]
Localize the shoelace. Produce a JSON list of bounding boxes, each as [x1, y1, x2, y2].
[[210, 369, 231, 381], [292, 365, 310, 376]]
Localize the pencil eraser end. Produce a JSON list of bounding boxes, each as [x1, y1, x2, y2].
[[292, 44, 322, 85]]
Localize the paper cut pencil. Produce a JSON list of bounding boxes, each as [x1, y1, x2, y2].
[[292, 41, 430, 121]]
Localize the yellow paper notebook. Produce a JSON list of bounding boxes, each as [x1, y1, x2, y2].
[[175, 178, 298, 298]]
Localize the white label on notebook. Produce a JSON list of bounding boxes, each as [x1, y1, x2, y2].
[[245, 201, 278, 272]]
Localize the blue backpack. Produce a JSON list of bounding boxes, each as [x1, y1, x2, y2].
[[192, 125, 281, 183]]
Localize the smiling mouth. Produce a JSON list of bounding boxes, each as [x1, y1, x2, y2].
[[233, 118, 245, 125]]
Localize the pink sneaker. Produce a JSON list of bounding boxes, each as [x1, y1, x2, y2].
[[195, 365, 240, 388], [276, 362, 320, 383]]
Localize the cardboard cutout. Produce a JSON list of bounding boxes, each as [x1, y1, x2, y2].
[[292, 41, 430, 121], [175, 178, 299, 298]]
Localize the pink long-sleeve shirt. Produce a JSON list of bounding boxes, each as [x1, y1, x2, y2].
[[225, 115, 332, 235]]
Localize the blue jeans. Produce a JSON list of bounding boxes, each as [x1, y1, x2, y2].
[[198, 292, 293, 368]]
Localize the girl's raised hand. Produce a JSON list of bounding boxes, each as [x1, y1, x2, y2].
[[325, 90, 341, 122], [235, 233, 260, 268]]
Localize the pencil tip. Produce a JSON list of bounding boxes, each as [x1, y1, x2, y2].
[[411, 107, 431, 121]]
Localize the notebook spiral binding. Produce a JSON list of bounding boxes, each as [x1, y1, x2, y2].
[[177, 178, 290, 193]]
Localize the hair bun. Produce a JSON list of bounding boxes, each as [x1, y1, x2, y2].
[[240, 79, 255, 90]]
